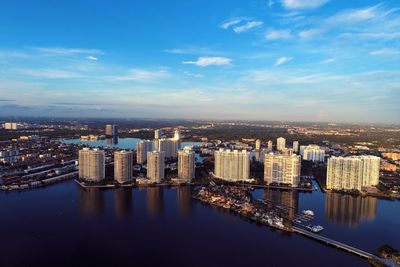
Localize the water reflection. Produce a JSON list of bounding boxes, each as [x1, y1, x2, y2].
[[79, 188, 105, 217], [263, 189, 299, 220], [325, 192, 377, 227], [114, 187, 133, 219], [177, 186, 192, 216], [147, 187, 164, 217], [106, 137, 118, 145]]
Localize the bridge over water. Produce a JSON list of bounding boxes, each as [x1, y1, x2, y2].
[[293, 226, 399, 267]]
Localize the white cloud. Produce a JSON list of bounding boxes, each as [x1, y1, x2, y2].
[[182, 57, 232, 67], [320, 58, 336, 64], [183, 71, 204, 78], [86, 56, 98, 61], [281, 0, 329, 10], [369, 48, 400, 56], [327, 5, 378, 24], [33, 47, 104, 55], [233, 21, 263, 33], [220, 18, 243, 29], [110, 69, 169, 81], [274, 56, 293, 66], [266, 29, 292, 40], [164, 47, 218, 55], [299, 29, 322, 39]]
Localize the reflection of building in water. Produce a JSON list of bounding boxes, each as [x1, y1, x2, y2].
[[79, 188, 105, 217], [325, 192, 377, 227], [106, 137, 118, 145], [114, 188, 133, 219], [147, 187, 164, 217], [263, 189, 299, 220], [177, 186, 192, 216]]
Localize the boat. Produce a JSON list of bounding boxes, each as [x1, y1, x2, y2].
[[306, 225, 324, 233], [302, 210, 314, 217]]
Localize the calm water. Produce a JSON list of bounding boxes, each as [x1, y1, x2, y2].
[[63, 137, 204, 161], [62, 137, 202, 151], [1, 180, 399, 267]]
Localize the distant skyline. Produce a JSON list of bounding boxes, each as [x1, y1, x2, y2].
[[0, 0, 399, 123]]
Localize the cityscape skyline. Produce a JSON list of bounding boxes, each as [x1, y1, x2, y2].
[[0, 0, 399, 123]]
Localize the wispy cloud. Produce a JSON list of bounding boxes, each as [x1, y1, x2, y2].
[[220, 17, 263, 34], [183, 71, 204, 78], [32, 47, 104, 56], [299, 29, 322, 39], [320, 58, 336, 64], [182, 57, 232, 67], [164, 47, 219, 55], [266, 29, 292, 40], [369, 48, 400, 56], [13, 68, 83, 79], [220, 18, 243, 29], [86, 56, 98, 61], [326, 5, 379, 24], [281, 0, 329, 10], [274, 56, 293, 66], [233, 21, 263, 33], [109, 68, 169, 81]]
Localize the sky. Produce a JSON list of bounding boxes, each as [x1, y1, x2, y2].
[[0, 0, 399, 123]]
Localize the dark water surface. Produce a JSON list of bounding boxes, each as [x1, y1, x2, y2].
[[1, 179, 399, 267]]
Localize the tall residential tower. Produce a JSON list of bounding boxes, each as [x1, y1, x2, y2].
[[114, 150, 133, 183], [264, 153, 301, 187], [147, 151, 165, 183]]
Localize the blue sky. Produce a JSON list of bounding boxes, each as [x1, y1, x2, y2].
[[0, 0, 399, 123]]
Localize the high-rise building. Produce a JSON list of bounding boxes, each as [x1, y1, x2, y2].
[[264, 153, 301, 187], [281, 148, 294, 156], [255, 139, 261, 150], [147, 151, 165, 183], [137, 140, 153, 164], [267, 140, 273, 152], [326, 155, 380, 191], [214, 149, 250, 181], [114, 150, 133, 183], [105, 124, 118, 137], [79, 148, 105, 182], [174, 129, 181, 140], [158, 138, 179, 158], [277, 137, 286, 151], [154, 129, 162, 139], [300, 145, 325, 162], [292, 141, 299, 153], [178, 148, 195, 181]]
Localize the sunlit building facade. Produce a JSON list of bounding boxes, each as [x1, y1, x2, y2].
[[214, 149, 250, 181], [147, 151, 165, 183], [178, 148, 195, 181], [137, 140, 154, 164], [300, 144, 325, 162], [326, 155, 380, 191], [79, 148, 105, 182], [277, 137, 286, 151], [114, 150, 133, 183], [264, 153, 301, 187]]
